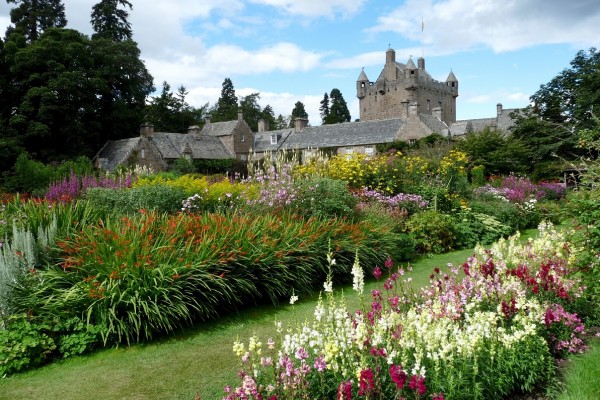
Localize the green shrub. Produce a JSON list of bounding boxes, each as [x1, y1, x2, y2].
[[453, 209, 511, 249], [471, 165, 486, 187], [293, 177, 356, 219], [85, 184, 186, 215], [0, 314, 56, 376], [0, 314, 102, 376], [406, 210, 456, 254], [469, 198, 521, 232], [11, 153, 54, 194]]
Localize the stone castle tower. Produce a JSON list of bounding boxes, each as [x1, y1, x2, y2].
[[356, 48, 458, 124]]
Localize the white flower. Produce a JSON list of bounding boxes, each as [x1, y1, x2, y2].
[[351, 253, 364, 295], [290, 294, 299, 305]]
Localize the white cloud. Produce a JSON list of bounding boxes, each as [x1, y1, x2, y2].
[[249, 0, 366, 18], [368, 0, 600, 53]]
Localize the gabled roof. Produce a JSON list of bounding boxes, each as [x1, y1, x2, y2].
[[95, 137, 140, 171], [149, 132, 233, 159], [201, 120, 240, 137], [280, 118, 404, 150], [449, 121, 471, 137], [420, 114, 450, 135], [254, 129, 295, 152]]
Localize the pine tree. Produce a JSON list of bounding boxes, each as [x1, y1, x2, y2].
[[325, 88, 351, 124], [211, 78, 238, 122], [6, 0, 67, 42], [289, 101, 308, 127], [319, 92, 329, 124], [91, 0, 133, 42]]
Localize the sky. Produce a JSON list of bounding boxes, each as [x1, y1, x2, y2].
[[1, 0, 600, 125]]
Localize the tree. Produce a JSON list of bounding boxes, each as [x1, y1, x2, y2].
[[289, 101, 308, 127], [261, 104, 276, 131], [145, 82, 207, 132], [239, 92, 262, 131], [211, 78, 238, 122], [91, 0, 133, 42], [457, 127, 529, 176], [6, 0, 67, 42], [324, 88, 350, 124], [530, 48, 600, 130], [319, 92, 329, 124]]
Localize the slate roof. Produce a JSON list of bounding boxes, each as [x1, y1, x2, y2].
[[95, 137, 140, 171], [253, 129, 295, 152], [278, 118, 404, 151], [148, 133, 233, 159], [420, 114, 450, 135], [449, 121, 471, 137], [201, 121, 240, 137]]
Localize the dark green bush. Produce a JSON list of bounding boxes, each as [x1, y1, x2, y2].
[[85, 184, 186, 215], [294, 177, 357, 219], [406, 210, 456, 254]]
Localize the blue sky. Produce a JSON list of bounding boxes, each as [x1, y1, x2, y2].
[[1, 0, 599, 125]]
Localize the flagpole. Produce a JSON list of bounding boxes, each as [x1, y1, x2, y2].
[[421, 17, 424, 59]]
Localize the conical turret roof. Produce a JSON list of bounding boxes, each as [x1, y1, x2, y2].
[[406, 57, 417, 70], [446, 71, 458, 82], [357, 68, 369, 81]]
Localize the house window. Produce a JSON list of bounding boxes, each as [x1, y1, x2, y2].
[[240, 154, 247, 161], [270, 135, 277, 145], [365, 146, 374, 156], [345, 147, 354, 154], [409, 139, 417, 146], [140, 148, 145, 159], [241, 134, 245, 142], [183, 153, 192, 161], [427, 99, 431, 110]]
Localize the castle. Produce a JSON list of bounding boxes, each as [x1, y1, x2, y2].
[[95, 48, 516, 171], [356, 48, 458, 125]]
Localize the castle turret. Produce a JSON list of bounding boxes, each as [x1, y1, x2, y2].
[[356, 68, 369, 99], [446, 71, 458, 97], [405, 57, 418, 92]]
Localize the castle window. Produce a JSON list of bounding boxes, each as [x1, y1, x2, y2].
[[270, 135, 277, 145], [411, 70, 415, 75], [241, 134, 245, 142], [140, 148, 145, 159], [361, 82, 365, 88], [427, 99, 431, 110]]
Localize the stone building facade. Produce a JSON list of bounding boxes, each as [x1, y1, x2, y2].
[[357, 48, 458, 125]]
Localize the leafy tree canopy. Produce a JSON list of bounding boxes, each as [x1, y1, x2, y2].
[[145, 81, 207, 133], [289, 101, 308, 127]]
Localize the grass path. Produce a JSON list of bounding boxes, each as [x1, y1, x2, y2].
[[0, 229, 567, 400]]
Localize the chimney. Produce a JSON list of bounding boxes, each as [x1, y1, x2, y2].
[[205, 116, 211, 125], [258, 118, 269, 133], [187, 125, 200, 135], [496, 103, 503, 116], [432, 106, 442, 120], [140, 123, 154, 137], [238, 110, 243, 121], [294, 117, 308, 133], [418, 57, 425, 70]]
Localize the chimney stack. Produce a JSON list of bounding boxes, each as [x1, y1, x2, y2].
[[140, 123, 154, 137], [258, 118, 269, 133], [238, 110, 243, 121], [187, 125, 200, 135], [294, 117, 308, 133], [418, 57, 425, 70], [496, 103, 503, 116]]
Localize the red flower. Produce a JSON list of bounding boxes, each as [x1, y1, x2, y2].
[[373, 266, 382, 280], [409, 375, 426, 395], [337, 380, 352, 400]]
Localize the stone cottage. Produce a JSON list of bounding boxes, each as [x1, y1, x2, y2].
[[95, 112, 253, 172]]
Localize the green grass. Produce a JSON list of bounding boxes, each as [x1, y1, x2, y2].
[[557, 338, 600, 400]]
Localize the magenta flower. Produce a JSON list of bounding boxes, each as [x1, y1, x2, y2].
[[359, 368, 375, 396], [389, 364, 407, 390], [409, 375, 426, 395], [337, 380, 353, 400], [373, 266, 382, 280], [385, 257, 394, 269]]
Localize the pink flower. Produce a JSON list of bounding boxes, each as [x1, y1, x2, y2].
[[385, 257, 394, 269], [432, 393, 445, 400], [295, 347, 309, 360], [313, 355, 326, 372], [409, 375, 426, 395]]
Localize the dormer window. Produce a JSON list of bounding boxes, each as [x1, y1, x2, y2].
[[241, 134, 245, 142], [270, 135, 277, 145]]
